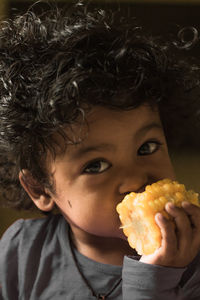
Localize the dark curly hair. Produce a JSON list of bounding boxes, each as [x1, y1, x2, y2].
[[0, 2, 199, 210]]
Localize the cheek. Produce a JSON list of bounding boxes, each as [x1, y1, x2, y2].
[[159, 156, 176, 179], [149, 147, 176, 179], [52, 173, 123, 237], [54, 189, 121, 237]]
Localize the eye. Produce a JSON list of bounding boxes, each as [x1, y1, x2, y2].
[[83, 159, 111, 174], [138, 141, 162, 156]]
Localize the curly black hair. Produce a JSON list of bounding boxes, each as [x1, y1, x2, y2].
[[0, 2, 199, 210]]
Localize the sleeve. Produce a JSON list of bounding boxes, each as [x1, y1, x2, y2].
[[0, 219, 24, 300], [180, 251, 200, 300], [122, 256, 186, 300]]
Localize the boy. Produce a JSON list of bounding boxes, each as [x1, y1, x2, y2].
[[0, 3, 200, 299]]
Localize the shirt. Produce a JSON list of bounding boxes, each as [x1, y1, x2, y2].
[[0, 214, 200, 299]]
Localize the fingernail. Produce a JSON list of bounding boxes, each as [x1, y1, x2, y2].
[[166, 202, 175, 209], [182, 201, 190, 208], [157, 213, 165, 221]]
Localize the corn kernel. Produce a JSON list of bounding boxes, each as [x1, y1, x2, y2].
[[116, 178, 200, 255]]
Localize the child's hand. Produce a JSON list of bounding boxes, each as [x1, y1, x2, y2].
[[140, 202, 200, 267]]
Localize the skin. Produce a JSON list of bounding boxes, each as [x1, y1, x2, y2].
[[20, 104, 200, 267], [141, 201, 200, 267]]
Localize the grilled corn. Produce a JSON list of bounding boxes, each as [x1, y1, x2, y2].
[[116, 179, 199, 255]]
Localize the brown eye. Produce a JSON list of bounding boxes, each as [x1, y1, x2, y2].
[[138, 141, 162, 156], [83, 160, 111, 174]]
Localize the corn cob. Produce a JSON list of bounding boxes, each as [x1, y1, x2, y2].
[[116, 179, 200, 255]]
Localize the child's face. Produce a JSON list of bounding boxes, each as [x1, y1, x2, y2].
[[48, 104, 175, 239]]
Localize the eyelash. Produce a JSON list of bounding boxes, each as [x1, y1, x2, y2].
[[82, 140, 163, 175], [138, 140, 162, 156], [82, 159, 111, 175]]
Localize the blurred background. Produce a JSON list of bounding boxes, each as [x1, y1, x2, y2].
[[0, 0, 200, 237]]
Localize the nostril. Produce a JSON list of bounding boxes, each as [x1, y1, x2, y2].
[[120, 191, 132, 198], [118, 171, 150, 195], [120, 183, 148, 196], [136, 184, 147, 193], [136, 180, 159, 193]]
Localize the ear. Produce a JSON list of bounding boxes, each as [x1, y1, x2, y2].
[[19, 169, 55, 212]]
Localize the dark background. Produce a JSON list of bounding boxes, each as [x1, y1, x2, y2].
[[6, 0, 200, 149], [0, 0, 200, 236]]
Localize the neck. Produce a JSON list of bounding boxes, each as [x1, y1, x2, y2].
[[69, 225, 136, 266]]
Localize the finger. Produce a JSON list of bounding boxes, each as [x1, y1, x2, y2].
[[165, 202, 192, 249], [155, 212, 177, 255], [182, 202, 200, 228], [182, 202, 200, 248]]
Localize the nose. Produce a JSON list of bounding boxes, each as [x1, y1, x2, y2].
[[118, 165, 148, 196]]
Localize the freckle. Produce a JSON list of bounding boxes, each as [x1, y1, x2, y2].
[[68, 200, 72, 208]]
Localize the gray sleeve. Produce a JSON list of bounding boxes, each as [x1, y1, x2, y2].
[[180, 252, 200, 300], [122, 256, 186, 300], [0, 219, 24, 300]]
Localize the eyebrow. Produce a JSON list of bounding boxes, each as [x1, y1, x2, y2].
[[70, 122, 162, 159], [70, 143, 116, 159], [135, 122, 163, 139]]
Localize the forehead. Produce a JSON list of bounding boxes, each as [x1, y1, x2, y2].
[[48, 104, 163, 167], [86, 104, 160, 126], [62, 104, 162, 148]]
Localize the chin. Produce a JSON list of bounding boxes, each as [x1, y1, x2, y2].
[[106, 229, 128, 241]]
